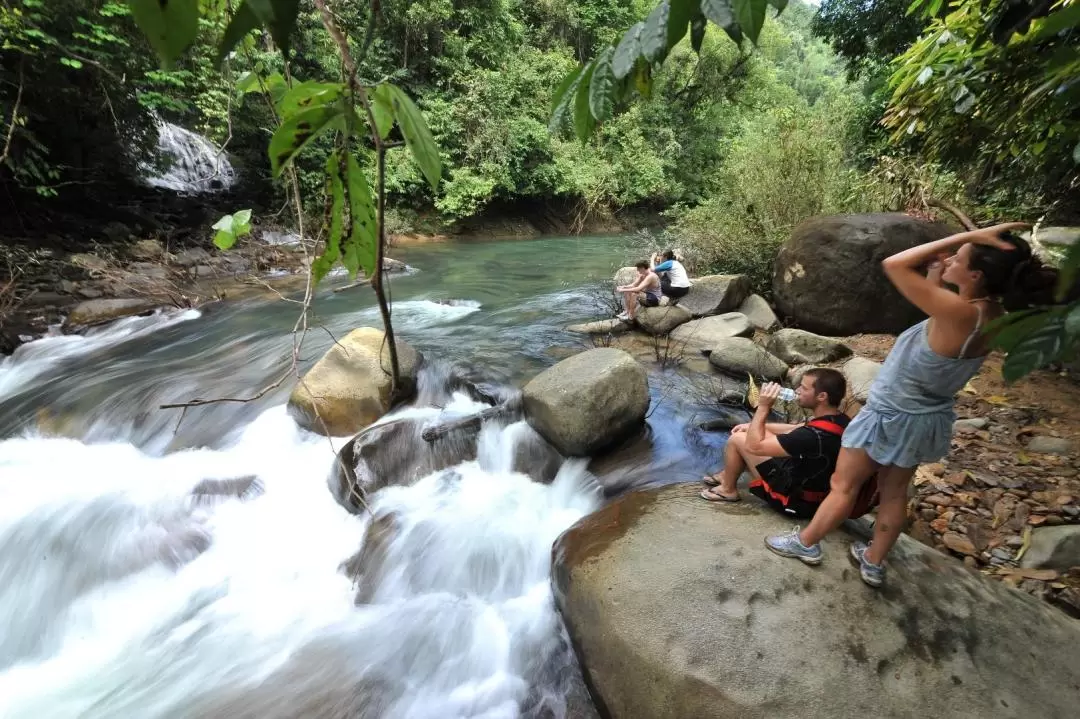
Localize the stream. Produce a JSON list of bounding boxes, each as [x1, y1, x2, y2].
[[0, 235, 727, 718]]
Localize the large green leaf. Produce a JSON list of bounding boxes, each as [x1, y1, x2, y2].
[[551, 64, 585, 114], [1002, 313, 1068, 382], [245, 0, 301, 56], [549, 66, 585, 135], [641, 2, 672, 62], [385, 84, 442, 191], [342, 154, 378, 279], [370, 85, 395, 141], [701, 0, 743, 45], [127, 0, 199, 67], [589, 48, 617, 123], [667, 0, 698, 47], [732, 0, 767, 44], [211, 209, 252, 250], [767, 0, 788, 11], [311, 152, 345, 284], [985, 308, 1044, 352], [268, 102, 345, 176], [574, 62, 597, 141], [613, 22, 644, 79], [1028, 3, 1080, 41], [277, 81, 345, 119], [633, 57, 654, 99], [217, 1, 260, 66]]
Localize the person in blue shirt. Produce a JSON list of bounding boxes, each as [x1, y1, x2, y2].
[[650, 250, 692, 301]]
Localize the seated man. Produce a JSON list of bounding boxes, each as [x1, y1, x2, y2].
[[700, 368, 849, 520], [615, 261, 662, 321], [650, 249, 691, 301]]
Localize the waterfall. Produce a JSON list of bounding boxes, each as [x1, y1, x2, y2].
[[143, 121, 236, 194]]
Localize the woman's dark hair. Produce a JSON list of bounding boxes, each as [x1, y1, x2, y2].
[[968, 232, 1059, 310], [661, 249, 675, 261]]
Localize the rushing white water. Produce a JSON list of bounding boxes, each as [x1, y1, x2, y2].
[[143, 122, 235, 194], [0, 369, 600, 718]]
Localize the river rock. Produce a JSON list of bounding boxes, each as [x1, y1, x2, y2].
[[63, 298, 157, 330], [843, 356, 882, 403], [173, 247, 212, 267], [552, 482, 1080, 719], [1025, 436, 1073, 456], [1029, 226, 1080, 248], [1020, 525, 1080, 572], [678, 274, 751, 318], [773, 214, 954, 335], [567, 319, 631, 335], [635, 305, 692, 336], [706, 337, 788, 382], [613, 266, 638, 288], [736, 294, 780, 331], [523, 348, 649, 456], [69, 252, 108, 273], [766, 328, 852, 365], [670, 313, 752, 352], [288, 327, 421, 437], [130, 239, 165, 260]]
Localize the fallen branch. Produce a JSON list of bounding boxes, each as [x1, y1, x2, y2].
[[927, 198, 976, 231], [332, 277, 372, 293], [421, 403, 515, 442]]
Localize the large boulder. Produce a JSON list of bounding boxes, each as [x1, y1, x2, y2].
[[670, 313, 753, 352], [766, 328, 852, 365], [737, 294, 780, 331], [1020, 525, 1080, 572], [773, 214, 954, 335], [679, 274, 752, 318], [63, 298, 157, 330], [288, 327, 421, 437], [635, 305, 692, 336], [613, 266, 638, 288], [553, 482, 1080, 719], [843, 356, 883, 403], [523, 348, 649, 456], [707, 337, 788, 381]]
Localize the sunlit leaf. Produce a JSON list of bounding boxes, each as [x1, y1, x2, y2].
[[551, 64, 584, 114], [311, 152, 345, 284], [731, 0, 767, 44], [370, 84, 395, 141], [589, 48, 616, 122], [385, 84, 442, 191], [574, 62, 597, 141], [127, 0, 199, 67], [613, 22, 644, 79], [1027, 4, 1080, 42], [211, 209, 253, 250], [218, 1, 260, 65], [549, 67, 584, 135], [276, 81, 345, 118], [268, 102, 346, 176], [702, 0, 743, 45], [633, 57, 653, 98], [343, 154, 378, 279], [641, 2, 671, 62]]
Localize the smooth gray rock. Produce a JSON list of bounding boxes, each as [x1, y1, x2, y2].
[[63, 298, 157, 329], [613, 266, 638, 288], [766, 328, 852, 365], [1029, 226, 1080, 248], [954, 417, 990, 433], [843, 356, 883, 403], [552, 482, 1080, 719], [678, 274, 752, 318], [1020, 525, 1080, 572], [567, 319, 631, 335], [523, 348, 649, 456], [706, 337, 788, 382], [635, 305, 693, 336], [670, 313, 753, 352], [773, 213, 954, 335], [737, 294, 780, 331], [1026, 436, 1073, 456]]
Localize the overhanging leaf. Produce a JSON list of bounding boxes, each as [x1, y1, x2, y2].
[[549, 67, 585, 135], [551, 64, 585, 113], [589, 48, 617, 122], [343, 154, 378, 279], [667, 0, 697, 47], [127, 0, 200, 67], [1001, 312, 1067, 383], [268, 102, 346, 176], [641, 2, 672, 63], [613, 22, 644, 79], [732, 0, 767, 44], [385, 84, 442, 191], [702, 0, 743, 45], [245, 0, 301, 56], [633, 57, 654, 99], [1028, 3, 1080, 42], [276, 81, 345, 118], [218, 1, 260, 66], [370, 84, 395, 141], [311, 152, 345, 284], [574, 62, 597, 141], [767, 0, 787, 10]]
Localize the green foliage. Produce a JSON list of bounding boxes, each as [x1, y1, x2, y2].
[[127, 0, 199, 67], [212, 209, 252, 250]]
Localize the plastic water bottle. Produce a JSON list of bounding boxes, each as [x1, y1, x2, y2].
[[777, 387, 797, 402]]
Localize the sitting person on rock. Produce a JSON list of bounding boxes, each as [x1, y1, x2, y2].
[[701, 369, 849, 520], [650, 250, 691, 302], [765, 223, 1056, 588], [615, 261, 661, 321]]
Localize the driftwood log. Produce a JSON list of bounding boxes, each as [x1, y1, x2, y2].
[[421, 403, 515, 442]]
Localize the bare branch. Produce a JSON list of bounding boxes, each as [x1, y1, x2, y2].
[[0, 60, 25, 168]]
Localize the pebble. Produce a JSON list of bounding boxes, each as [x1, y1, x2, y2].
[[1044, 514, 1065, 526], [1006, 536, 1025, 548], [991, 548, 1014, 561], [1063, 506, 1080, 517], [1026, 436, 1074, 456], [954, 417, 990, 433]]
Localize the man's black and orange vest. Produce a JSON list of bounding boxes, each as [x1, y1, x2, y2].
[[748, 417, 879, 519]]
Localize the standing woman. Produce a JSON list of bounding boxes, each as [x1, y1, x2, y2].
[[764, 223, 1057, 587]]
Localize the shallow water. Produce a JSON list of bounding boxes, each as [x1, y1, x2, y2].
[[0, 234, 726, 718]]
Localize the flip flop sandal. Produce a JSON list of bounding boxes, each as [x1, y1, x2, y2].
[[702, 475, 722, 487], [699, 488, 741, 503]]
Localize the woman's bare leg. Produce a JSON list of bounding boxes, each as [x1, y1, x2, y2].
[[798, 448, 878, 547], [864, 465, 917, 565], [625, 292, 638, 318]]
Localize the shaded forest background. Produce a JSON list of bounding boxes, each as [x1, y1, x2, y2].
[[1, 0, 1077, 289]]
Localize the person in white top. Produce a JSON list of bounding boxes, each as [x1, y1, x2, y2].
[[650, 250, 691, 301]]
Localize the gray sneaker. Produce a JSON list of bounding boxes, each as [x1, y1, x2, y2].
[[849, 541, 886, 587], [764, 527, 822, 566]]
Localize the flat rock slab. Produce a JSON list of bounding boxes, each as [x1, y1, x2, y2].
[[553, 483, 1080, 719], [670, 313, 753, 352], [567, 319, 631, 335], [707, 337, 788, 382], [737, 294, 780, 331], [679, 274, 751, 318], [766, 328, 852, 365]]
